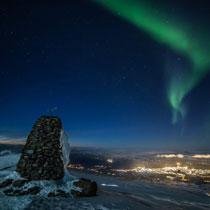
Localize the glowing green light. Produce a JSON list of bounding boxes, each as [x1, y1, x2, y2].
[[94, 0, 210, 123]]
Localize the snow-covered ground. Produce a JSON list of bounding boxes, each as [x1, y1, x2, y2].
[[0, 150, 210, 210]]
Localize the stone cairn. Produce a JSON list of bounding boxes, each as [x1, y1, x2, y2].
[[16, 116, 64, 180], [0, 115, 97, 197]]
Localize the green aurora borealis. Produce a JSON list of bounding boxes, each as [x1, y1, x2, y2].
[[94, 0, 210, 123]]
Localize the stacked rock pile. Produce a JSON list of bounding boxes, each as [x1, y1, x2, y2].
[[0, 115, 98, 197], [16, 116, 64, 180]]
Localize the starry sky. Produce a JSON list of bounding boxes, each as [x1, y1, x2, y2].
[[0, 0, 210, 149]]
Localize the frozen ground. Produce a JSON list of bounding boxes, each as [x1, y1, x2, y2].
[[0, 150, 210, 210]]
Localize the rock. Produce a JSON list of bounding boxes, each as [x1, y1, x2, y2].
[[12, 179, 29, 188], [16, 116, 64, 180], [4, 186, 41, 196], [27, 186, 41, 195], [71, 178, 97, 197], [3, 188, 14, 195], [0, 179, 13, 188]]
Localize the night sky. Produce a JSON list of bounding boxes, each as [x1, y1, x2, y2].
[[0, 0, 210, 149]]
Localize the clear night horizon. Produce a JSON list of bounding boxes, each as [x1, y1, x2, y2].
[[0, 0, 210, 149]]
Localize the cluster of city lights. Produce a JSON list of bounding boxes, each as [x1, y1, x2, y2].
[[192, 154, 210, 159], [114, 165, 210, 180], [156, 154, 210, 159], [157, 154, 184, 158]]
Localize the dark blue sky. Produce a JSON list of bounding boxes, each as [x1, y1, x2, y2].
[[0, 0, 210, 149]]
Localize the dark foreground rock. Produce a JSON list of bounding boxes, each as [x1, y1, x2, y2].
[[16, 116, 64, 180], [0, 178, 30, 189], [0, 179, 13, 188], [4, 186, 41, 196], [12, 179, 29, 187], [71, 178, 97, 197]]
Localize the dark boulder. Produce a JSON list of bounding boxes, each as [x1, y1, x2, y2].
[[27, 186, 41, 195], [16, 116, 64, 180], [12, 179, 29, 188], [71, 178, 97, 197], [0, 179, 13, 188], [4, 186, 41, 196]]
